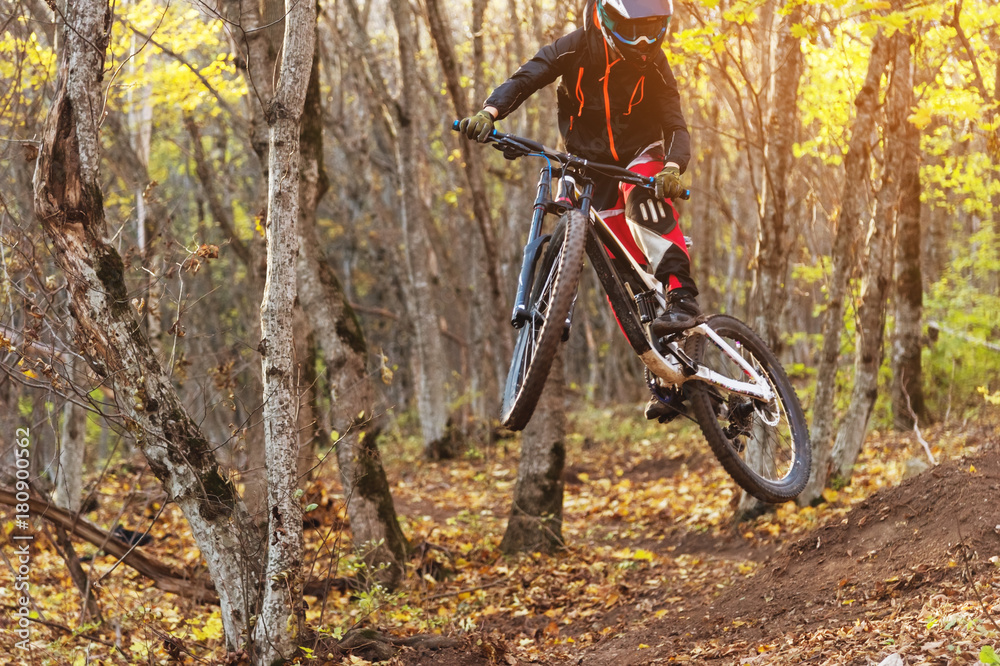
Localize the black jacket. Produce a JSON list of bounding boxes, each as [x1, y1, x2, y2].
[[484, 0, 690, 171]]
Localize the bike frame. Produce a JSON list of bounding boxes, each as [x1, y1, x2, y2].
[[465, 126, 775, 403]]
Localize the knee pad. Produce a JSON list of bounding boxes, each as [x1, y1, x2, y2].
[[625, 188, 677, 235]]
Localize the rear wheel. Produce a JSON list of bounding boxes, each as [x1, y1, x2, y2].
[[684, 315, 811, 503], [500, 210, 586, 430]]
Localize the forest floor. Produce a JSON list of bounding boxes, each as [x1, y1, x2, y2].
[[2, 405, 1000, 665]]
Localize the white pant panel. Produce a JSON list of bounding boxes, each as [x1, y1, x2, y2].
[[630, 223, 675, 270]]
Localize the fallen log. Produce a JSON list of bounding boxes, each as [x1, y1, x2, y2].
[[0, 489, 218, 603], [1, 489, 363, 606]]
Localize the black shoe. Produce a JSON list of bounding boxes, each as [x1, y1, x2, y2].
[[651, 294, 702, 337], [645, 395, 679, 423], [645, 396, 670, 420]]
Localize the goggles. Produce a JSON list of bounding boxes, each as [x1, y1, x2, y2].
[[599, 5, 669, 46]]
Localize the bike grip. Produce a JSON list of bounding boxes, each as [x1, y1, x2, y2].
[[451, 120, 460, 131], [680, 189, 691, 200]]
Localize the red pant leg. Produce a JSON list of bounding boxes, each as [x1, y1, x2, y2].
[[598, 155, 691, 291]]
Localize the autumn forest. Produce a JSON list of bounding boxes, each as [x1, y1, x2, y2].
[[1, 0, 999, 663]]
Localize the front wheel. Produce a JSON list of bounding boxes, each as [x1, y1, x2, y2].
[[500, 210, 586, 430], [684, 315, 811, 503]]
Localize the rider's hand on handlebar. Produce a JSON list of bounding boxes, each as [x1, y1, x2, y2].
[[654, 165, 685, 201], [459, 109, 496, 142]]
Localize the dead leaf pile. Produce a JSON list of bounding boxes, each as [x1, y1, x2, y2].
[[2, 406, 998, 665]]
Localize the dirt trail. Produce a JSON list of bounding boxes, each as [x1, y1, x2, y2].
[[399, 437, 1000, 666], [581, 441, 1000, 664]]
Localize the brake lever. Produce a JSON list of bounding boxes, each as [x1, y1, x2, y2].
[[501, 144, 525, 160], [492, 135, 530, 161]]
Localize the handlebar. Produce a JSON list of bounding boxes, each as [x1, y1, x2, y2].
[[451, 120, 690, 200]]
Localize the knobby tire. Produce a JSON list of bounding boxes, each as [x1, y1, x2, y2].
[[684, 315, 811, 502], [500, 210, 586, 430]]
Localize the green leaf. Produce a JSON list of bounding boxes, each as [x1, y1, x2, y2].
[[981, 646, 1000, 665], [304, 503, 319, 512]]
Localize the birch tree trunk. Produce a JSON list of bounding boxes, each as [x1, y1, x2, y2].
[[501, 351, 566, 554], [231, 0, 407, 578], [890, 53, 925, 431], [252, 0, 316, 660], [33, 0, 262, 647], [389, 0, 451, 457], [830, 31, 911, 484], [800, 31, 892, 505]]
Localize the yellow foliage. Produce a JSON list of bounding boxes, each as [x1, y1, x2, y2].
[[909, 107, 934, 130], [979, 386, 1000, 405], [192, 611, 225, 642]]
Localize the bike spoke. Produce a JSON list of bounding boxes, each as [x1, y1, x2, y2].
[[685, 315, 810, 501]]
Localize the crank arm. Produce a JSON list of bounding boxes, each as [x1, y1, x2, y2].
[[638, 347, 687, 387]]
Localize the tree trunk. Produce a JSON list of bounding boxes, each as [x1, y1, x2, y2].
[[424, 0, 507, 424], [293, 317, 323, 482], [389, 0, 451, 457], [54, 355, 86, 514], [750, 5, 803, 355], [890, 52, 925, 431], [830, 31, 910, 485], [218, 0, 295, 525], [800, 31, 892, 506], [501, 351, 566, 554], [184, 115, 258, 277], [102, 110, 169, 356], [252, 0, 316, 660], [232, 0, 408, 586], [33, 0, 262, 647], [739, 6, 803, 517], [993, 44, 1000, 218], [295, 39, 409, 585], [423, 0, 509, 368], [51, 524, 103, 624], [124, 48, 163, 358]]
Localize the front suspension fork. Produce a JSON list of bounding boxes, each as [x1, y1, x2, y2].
[[511, 169, 553, 328]]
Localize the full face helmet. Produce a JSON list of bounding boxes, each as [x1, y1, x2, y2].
[[595, 0, 673, 68]]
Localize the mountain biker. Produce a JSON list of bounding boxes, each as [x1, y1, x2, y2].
[[459, 0, 698, 421]]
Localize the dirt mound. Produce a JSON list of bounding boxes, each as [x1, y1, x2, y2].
[[711, 449, 999, 637], [582, 439, 1000, 664]]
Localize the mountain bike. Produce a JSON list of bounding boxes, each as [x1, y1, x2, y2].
[[454, 124, 810, 503]]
